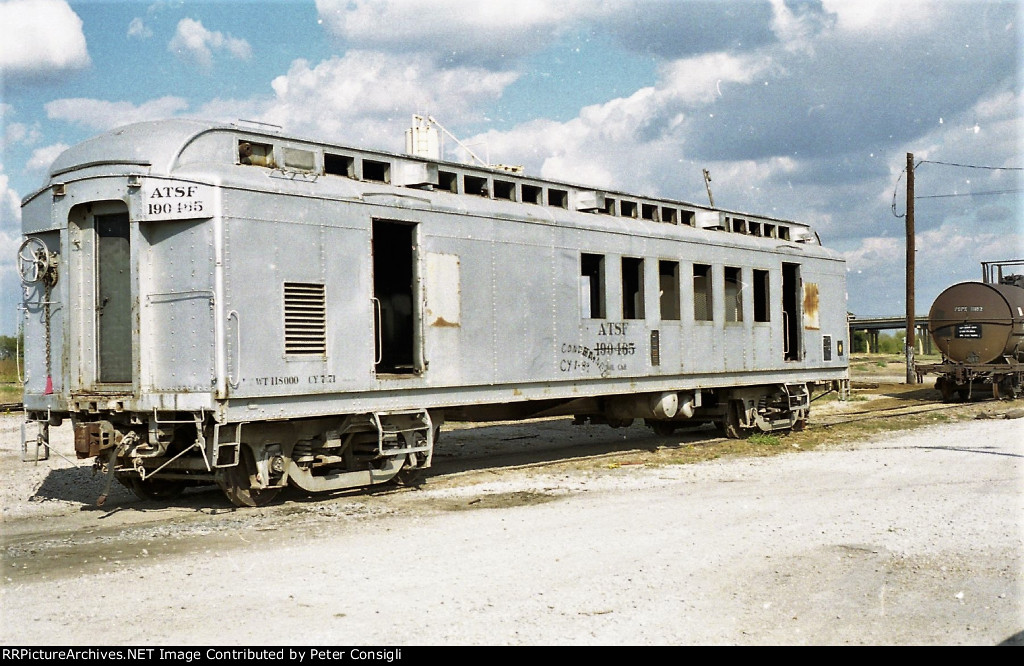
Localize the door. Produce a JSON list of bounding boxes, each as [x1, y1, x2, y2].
[[96, 212, 133, 383]]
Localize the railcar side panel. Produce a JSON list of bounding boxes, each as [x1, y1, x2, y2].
[[139, 218, 215, 393]]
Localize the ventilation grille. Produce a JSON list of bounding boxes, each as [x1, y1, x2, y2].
[[284, 282, 327, 355]]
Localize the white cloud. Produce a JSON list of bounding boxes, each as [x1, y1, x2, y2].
[[0, 169, 21, 232], [263, 52, 518, 146], [26, 143, 69, 173], [659, 51, 774, 107], [820, 0, 941, 34], [315, 0, 600, 63], [168, 17, 252, 68], [127, 17, 153, 39], [45, 97, 190, 131], [0, 0, 90, 79]]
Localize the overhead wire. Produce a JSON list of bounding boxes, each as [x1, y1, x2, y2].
[[891, 158, 1022, 218]]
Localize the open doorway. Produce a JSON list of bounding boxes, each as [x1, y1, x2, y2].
[[372, 220, 419, 374], [782, 262, 802, 362]]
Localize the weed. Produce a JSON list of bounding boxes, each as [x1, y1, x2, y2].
[[747, 433, 783, 447]]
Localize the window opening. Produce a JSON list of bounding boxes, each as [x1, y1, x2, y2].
[[493, 180, 516, 200], [693, 264, 713, 321], [438, 171, 458, 192], [680, 210, 696, 227], [641, 203, 658, 221], [622, 257, 645, 320], [660, 207, 678, 224], [547, 188, 568, 208], [464, 174, 488, 197], [522, 184, 542, 204], [362, 159, 391, 183], [659, 260, 680, 320], [621, 200, 638, 218], [324, 153, 355, 178], [580, 253, 606, 319], [731, 218, 746, 234], [238, 140, 275, 168], [725, 266, 743, 322], [753, 269, 770, 322], [603, 197, 617, 215]]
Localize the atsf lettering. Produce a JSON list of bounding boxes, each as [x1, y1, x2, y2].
[[597, 322, 629, 336], [149, 185, 199, 199]]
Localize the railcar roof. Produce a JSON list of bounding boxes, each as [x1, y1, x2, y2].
[[38, 119, 821, 243]]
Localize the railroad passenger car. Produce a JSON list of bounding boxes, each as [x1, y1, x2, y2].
[[18, 119, 849, 506]]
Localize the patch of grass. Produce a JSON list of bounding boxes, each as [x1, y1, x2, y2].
[[0, 358, 21, 404], [747, 433, 783, 446]]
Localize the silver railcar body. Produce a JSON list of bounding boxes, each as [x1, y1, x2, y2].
[[19, 119, 849, 505]]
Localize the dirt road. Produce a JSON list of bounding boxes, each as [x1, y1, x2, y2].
[[0, 401, 1022, 645]]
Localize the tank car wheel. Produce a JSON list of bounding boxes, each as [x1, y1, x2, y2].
[[936, 377, 956, 402], [127, 476, 187, 501], [218, 446, 281, 508]]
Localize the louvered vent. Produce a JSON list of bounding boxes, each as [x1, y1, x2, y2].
[[284, 282, 327, 355]]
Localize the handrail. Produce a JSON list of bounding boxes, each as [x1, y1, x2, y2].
[[372, 298, 383, 365]]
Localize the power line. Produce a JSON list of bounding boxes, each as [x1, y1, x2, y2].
[[917, 159, 1024, 171], [891, 158, 1022, 218], [917, 188, 1024, 198]]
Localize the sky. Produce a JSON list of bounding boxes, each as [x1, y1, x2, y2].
[[1, 0, 1021, 338]]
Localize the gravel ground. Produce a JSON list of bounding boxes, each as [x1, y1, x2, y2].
[[0, 408, 1021, 646]]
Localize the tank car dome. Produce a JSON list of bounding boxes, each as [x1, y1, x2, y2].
[[928, 281, 1024, 364]]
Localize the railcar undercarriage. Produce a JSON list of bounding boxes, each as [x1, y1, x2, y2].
[[28, 409, 440, 507], [22, 382, 836, 507], [919, 360, 1024, 401]]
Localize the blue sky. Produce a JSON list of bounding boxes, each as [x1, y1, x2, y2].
[[1, 0, 1021, 337]]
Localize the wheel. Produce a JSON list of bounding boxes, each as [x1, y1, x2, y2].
[[722, 400, 747, 439], [390, 432, 431, 487], [646, 420, 677, 436], [128, 476, 186, 501], [218, 446, 281, 507], [936, 377, 956, 402], [392, 461, 425, 487]]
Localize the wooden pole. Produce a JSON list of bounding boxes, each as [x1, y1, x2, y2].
[[906, 153, 917, 384]]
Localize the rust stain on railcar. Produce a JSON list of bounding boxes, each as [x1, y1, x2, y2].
[[803, 282, 820, 330]]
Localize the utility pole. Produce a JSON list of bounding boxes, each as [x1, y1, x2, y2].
[[702, 169, 714, 207], [906, 152, 917, 384]]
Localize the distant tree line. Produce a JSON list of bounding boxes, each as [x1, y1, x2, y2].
[[0, 335, 23, 362], [851, 330, 906, 354]]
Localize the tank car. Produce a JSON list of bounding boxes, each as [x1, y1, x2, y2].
[[18, 119, 849, 506], [919, 260, 1024, 400]]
